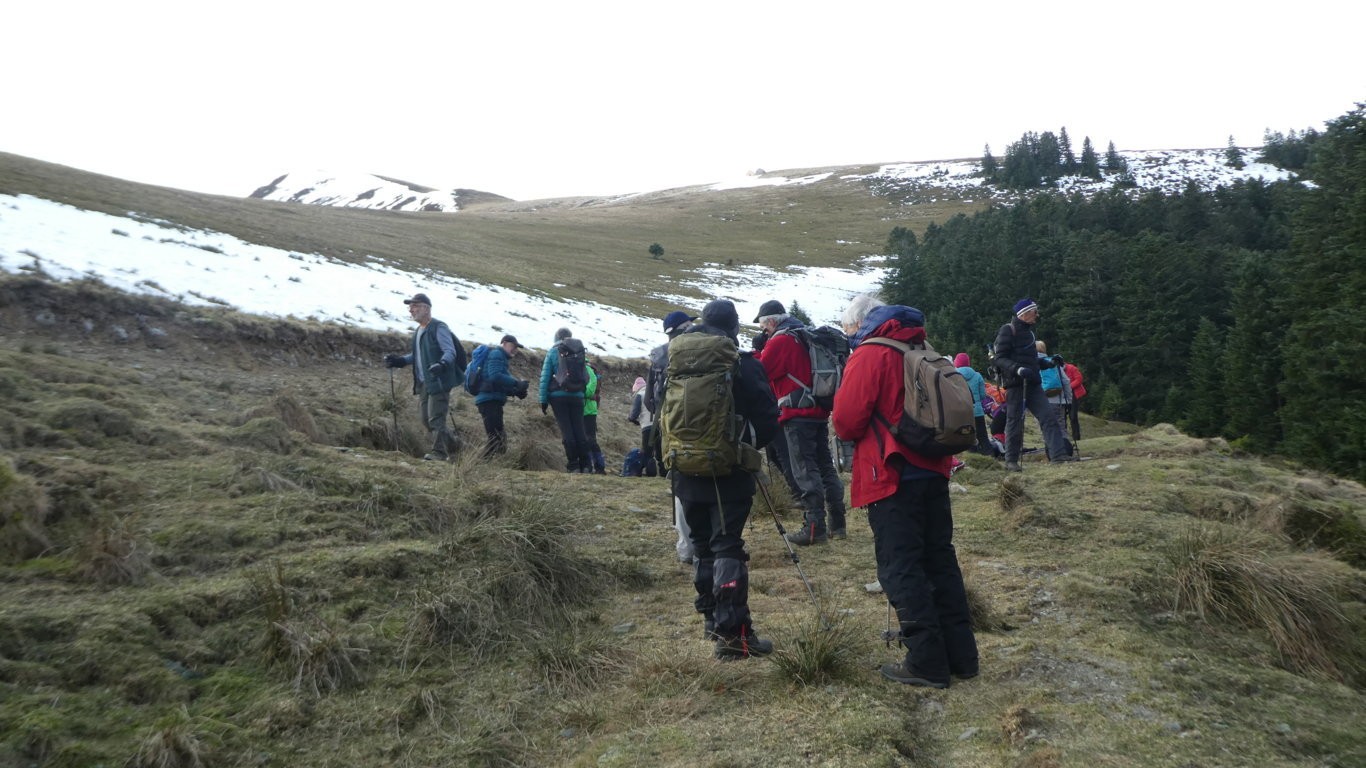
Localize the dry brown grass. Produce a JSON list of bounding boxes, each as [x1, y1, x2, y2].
[[1167, 524, 1355, 679]]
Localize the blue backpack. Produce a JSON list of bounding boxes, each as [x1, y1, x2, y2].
[[463, 345, 492, 395], [620, 448, 644, 477], [1039, 358, 1064, 396]]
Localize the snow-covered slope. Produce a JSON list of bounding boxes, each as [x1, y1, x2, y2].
[[249, 171, 509, 213]]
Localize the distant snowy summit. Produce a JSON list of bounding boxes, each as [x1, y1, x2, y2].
[[253, 147, 1294, 213], [249, 171, 510, 213]]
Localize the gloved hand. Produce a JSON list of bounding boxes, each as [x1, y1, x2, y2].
[[751, 331, 769, 354], [1017, 367, 1040, 382], [428, 362, 447, 376], [1053, 354, 1065, 365], [384, 354, 405, 368], [628, 418, 639, 426], [515, 380, 530, 399], [541, 402, 549, 415]]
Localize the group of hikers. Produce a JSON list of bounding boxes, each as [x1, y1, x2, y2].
[[384, 290, 1087, 687]]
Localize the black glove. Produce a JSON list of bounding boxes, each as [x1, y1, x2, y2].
[[751, 331, 769, 353], [628, 418, 639, 426], [541, 402, 549, 415], [428, 362, 447, 376], [384, 354, 405, 368], [1053, 354, 1065, 365], [1017, 367, 1040, 382], [515, 380, 529, 399]]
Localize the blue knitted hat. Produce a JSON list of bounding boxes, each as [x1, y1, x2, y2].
[[1013, 298, 1038, 318]]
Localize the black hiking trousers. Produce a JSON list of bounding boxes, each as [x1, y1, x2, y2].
[[681, 491, 756, 640], [550, 398, 591, 472], [867, 476, 978, 682]]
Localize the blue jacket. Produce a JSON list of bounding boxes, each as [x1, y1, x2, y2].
[[474, 345, 522, 405], [957, 365, 987, 417], [539, 344, 586, 404]]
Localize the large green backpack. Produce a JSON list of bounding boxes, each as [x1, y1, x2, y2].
[[659, 332, 747, 477]]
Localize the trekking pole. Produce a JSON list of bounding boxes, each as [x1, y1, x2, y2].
[[388, 367, 401, 449], [754, 472, 823, 618]]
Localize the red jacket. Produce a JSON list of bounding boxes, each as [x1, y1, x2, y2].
[[1064, 363, 1086, 399], [831, 320, 952, 508], [757, 326, 828, 423]]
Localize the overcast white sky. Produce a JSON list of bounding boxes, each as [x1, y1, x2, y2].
[[5, 1, 1362, 201]]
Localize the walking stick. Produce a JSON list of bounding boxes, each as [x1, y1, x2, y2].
[[388, 367, 401, 448], [755, 471, 822, 617]]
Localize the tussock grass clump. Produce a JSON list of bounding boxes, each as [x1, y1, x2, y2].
[[1166, 524, 1357, 680], [998, 474, 1031, 513], [408, 499, 601, 658], [530, 622, 631, 692], [239, 392, 321, 442], [248, 562, 368, 694], [131, 705, 214, 768], [769, 612, 860, 686], [224, 416, 300, 454], [0, 457, 50, 562], [75, 512, 152, 585], [43, 396, 139, 443]]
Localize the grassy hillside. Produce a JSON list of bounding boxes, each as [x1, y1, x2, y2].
[[0, 152, 983, 322], [2, 275, 1364, 768], [2, 157, 1364, 767]]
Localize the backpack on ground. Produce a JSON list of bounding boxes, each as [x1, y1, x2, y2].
[[463, 344, 492, 395], [774, 326, 850, 411], [862, 337, 977, 456], [620, 447, 644, 477], [658, 332, 760, 477], [553, 338, 589, 392]]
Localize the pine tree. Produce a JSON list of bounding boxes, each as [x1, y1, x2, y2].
[[1224, 136, 1246, 170], [981, 144, 999, 180], [1060, 127, 1078, 173], [1221, 254, 1284, 450], [1080, 137, 1101, 179], [1279, 103, 1366, 480], [1183, 317, 1225, 435], [788, 301, 813, 326], [1104, 141, 1128, 173]]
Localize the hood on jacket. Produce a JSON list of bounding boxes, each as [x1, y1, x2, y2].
[[851, 304, 925, 347], [632, 376, 646, 393]]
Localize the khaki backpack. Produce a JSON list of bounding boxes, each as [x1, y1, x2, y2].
[[862, 337, 977, 456], [658, 332, 761, 476]]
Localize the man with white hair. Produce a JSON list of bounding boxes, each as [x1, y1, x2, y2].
[[754, 299, 846, 545], [832, 294, 978, 688]]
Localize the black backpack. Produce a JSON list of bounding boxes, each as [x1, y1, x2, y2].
[[553, 338, 589, 393]]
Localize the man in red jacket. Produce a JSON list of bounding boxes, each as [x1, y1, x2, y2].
[[754, 299, 846, 545], [832, 296, 978, 689]]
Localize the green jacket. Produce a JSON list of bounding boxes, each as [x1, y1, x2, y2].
[[584, 365, 600, 416], [407, 319, 463, 394]]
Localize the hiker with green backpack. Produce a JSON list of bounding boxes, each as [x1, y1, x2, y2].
[[832, 296, 979, 689], [658, 300, 780, 659], [539, 327, 593, 473]]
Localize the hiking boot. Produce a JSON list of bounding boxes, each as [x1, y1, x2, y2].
[[829, 529, 847, 541], [1004, 461, 1022, 472], [714, 632, 774, 660], [702, 618, 719, 641], [785, 528, 828, 546], [879, 662, 949, 689], [952, 667, 980, 681]]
